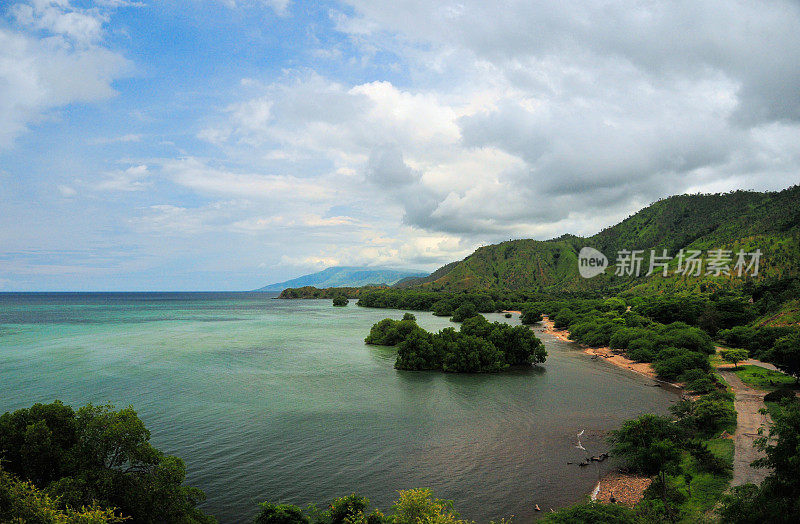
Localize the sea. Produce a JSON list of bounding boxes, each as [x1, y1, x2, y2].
[[0, 292, 677, 522]]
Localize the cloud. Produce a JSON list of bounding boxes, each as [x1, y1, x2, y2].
[[163, 157, 336, 202], [366, 144, 420, 187], [93, 164, 150, 192], [11, 0, 107, 44], [88, 133, 141, 145], [0, 1, 131, 149], [215, 0, 291, 16], [191, 0, 800, 244]]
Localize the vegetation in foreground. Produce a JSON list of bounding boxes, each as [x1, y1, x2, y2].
[[0, 401, 214, 523]]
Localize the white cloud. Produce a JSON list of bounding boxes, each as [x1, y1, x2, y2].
[[215, 0, 291, 16], [0, 1, 130, 149], [163, 157, 337, 202], [192, 0, 800, 250], [93, 164, 150, 192], [88, 133, 141, 145]]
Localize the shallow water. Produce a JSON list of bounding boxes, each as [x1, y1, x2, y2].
[[0, 293, 677, 522]]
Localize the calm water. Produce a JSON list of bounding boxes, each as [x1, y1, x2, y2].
[[0, 293, 677, 522]]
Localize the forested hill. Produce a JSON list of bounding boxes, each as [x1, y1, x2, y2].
[[404, 186, 800, 293]]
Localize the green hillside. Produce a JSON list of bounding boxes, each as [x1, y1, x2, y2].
[[412, 186, 800, 294]]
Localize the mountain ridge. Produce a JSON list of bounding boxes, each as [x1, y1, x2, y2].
[[403, 186, 800, 293], [256, 266, 427, 291]]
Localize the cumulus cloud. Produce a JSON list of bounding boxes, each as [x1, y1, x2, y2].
[[193, 0, 800, 251], [0, 0, 130, 149]]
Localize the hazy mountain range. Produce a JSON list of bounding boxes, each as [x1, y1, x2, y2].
[[256, 267, 427, 291]]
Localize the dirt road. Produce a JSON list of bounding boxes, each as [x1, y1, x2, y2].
[[718, 370, 771, 486]]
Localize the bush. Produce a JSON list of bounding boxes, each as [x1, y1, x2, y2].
[[553, 308, 577, 329], [450, 302, 477, 322], [541, 502, 635, 523], [332, 295, 348, 307], [764, 388, 799, 403], [0, 466, 123, 524], [364, 317, 418, 346], [255, 503, 310, 524], [392, 489, 466, 524], [520, 306, 543, 324], [432, 300, 453, 317], [327, 494, 369, 524], [652, 348, 709, 380], [680, 369, 717, 393], [608, 414, 681, 476]]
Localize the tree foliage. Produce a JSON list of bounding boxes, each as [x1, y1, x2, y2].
[[0, 402, 214, 524], [366, 314, 546, 373], [332, 296, 349, 307], [721, 348, 749, 368], [0, 467, 123, 524], [766, 332, 800, 382]]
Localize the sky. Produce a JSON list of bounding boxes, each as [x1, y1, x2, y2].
[[1, 0, 800, 291]]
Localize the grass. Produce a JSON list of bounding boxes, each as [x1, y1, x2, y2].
[[734, 365, 798, 391], [674, 438, 735, 523]]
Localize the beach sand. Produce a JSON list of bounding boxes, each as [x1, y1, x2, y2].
[[539, 315, 660, 381], [591, 470, 653, 507]]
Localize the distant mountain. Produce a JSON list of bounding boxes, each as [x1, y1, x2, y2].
[[256, 267, 428, 291], [406, 186, 800, 293]]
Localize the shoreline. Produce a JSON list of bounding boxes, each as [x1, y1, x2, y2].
[[538, 315, 680, 386], [534, 314, 681, 508]]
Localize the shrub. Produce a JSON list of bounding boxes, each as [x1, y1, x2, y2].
[[553, 308, 576, 329], [392, 489, 466, 524], [255, 503, 310, 524], [520, 305, 543, 324], [541, 502, 635, 523], [432, 300, 453, 317], [450, 303, 477, 323], [652, 348, 709, 380], [332, 296, 348, 307], [764, 388, 799, 403]]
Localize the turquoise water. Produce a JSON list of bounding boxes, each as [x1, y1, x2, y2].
[[0, 293, 677, 522]]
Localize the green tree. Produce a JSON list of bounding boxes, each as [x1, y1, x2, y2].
[[332, 296, 349, 307], [540, 502, 635, 523], [520, 306, 543, 325], [326, 494, 369, 524], [391, 489, 466, 524], [254, 503, 309, 524], [720, 401, 800, 523], [431, 300, 454, 317], [0, 402, 214, 524], [608, 414, 682, 523], [0, 466, 123, 524], [450, 303, 477, 323], [553, 308, 576, 329], [767, 333, 800, 383], [721, 348, 749, 368]]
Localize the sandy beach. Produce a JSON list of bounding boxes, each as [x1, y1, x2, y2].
[[539, 315, 660, 381], [591, 470, 653, 506]]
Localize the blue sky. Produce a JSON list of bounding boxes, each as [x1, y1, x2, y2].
[[2, 0, 800, 291]]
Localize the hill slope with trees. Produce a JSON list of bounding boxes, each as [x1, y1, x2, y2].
[[408, 186, 800, 295]]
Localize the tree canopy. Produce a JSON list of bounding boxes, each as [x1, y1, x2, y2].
[[0, 401, 214, 524]]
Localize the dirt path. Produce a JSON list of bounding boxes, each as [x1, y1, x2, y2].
[[715, 347, 779, 372], [718, 370, 771, 486]]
